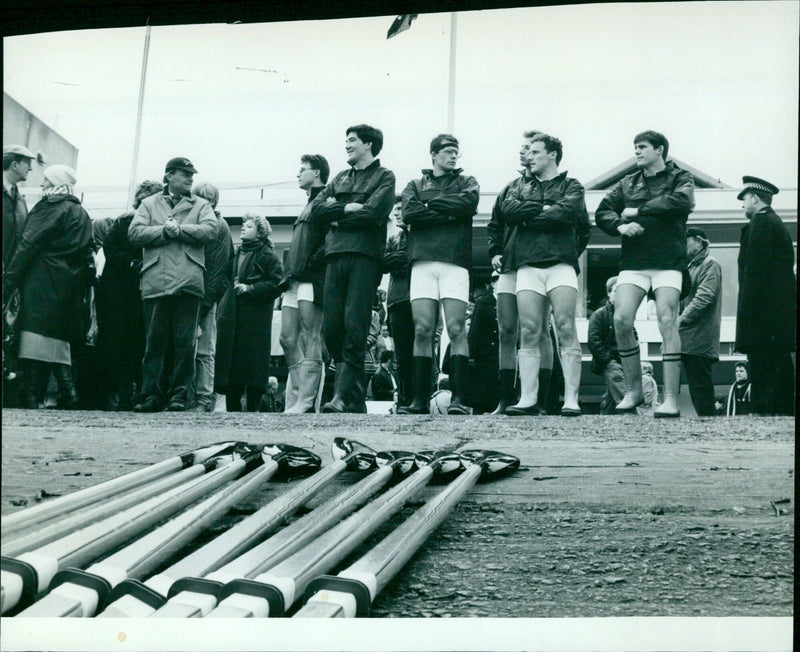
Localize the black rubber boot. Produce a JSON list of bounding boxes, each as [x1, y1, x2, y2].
[[447, 355, 470, 415], [22, 360, 48, 409], [397, 356, 432, 414], [322, 364, 346, 413], [491, 369, 518, 415], [537, 368, 552, 415], [53, 364, 79, 410]]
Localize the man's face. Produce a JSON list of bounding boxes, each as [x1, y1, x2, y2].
[[391, 202, 403, 227], [345, 132, 372, 165], [432, 146, 459, 172], [297, 162, 319, 190], [607, 283, 617, 305], [167, 169, 194, 195], [381, 325, 390, 337], [519, 138, 534, 168], [526, 141, 554, 176], [634, 140, 662, 168], [9, 158, 33, 184], [742, 192, 759, 219], [735, 366, 748, 382], [686, 236, 702, 258]]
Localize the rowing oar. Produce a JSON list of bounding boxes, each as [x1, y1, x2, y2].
[[205, 450, 463, 618], [295, 449, 521, 617], [95, 438, 393, 617], [13, 444, 319, 618], [143, 449, 416, 618], [1, 442, 261, 615], [1, 441, 244, 539]]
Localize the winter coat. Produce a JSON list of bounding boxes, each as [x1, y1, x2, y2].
[[726, 381, 751, 416], [128, 191, 217, 299], [587, 302, 620, 375], [401, 169, 480, 270], [201, 213, 234, 315], [486, 171, 529, 264], [3, 183, 29, 271], [4, 193, 93, 343], [382, 229, 410, 308], [679, 247, 722, 360], [496, 171, 591, 274], [215, 239, 282, 389], [595, 161, 695, 271], [280, 186, 327, 304], [735, 206, 796, 353], [310, 159, 395, 261]]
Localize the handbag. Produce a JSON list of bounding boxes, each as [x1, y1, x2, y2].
[[3, 289, 21, 358]]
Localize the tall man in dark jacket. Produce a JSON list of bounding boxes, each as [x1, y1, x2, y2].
[[588, 276, 627, 415], [128, 157, 217, 412], [3, 145, 36, 272], [311, 125, 396, 413], [678, 227, 722, 416], [396, 134, 480, 415], [596, 130, 694, 417], [735, 176, 795, 416], [499, 133, 591, 417], [189, 182, 234, 412]]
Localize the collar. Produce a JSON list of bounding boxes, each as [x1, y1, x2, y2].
[[688, 247, 708, 267], [518, 168, 532, 179], [3, 175, 17, 194], [308, 185, 325, 201], [350, 158, 381, 172], [421, 168, 463, 177], [532, 170, 568, 184]]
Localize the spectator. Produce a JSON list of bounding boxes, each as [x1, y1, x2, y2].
[[188, 182, 234, 412], [258, 376, 283, 413], [3, 145, 36, 271], [588, 276, 631, 415], [467, 274, 499, 414], [725, 361, 752, 416], [3, 164, 93, 409], [128, 157, 217, 412], [637, 360, 661, 416], [679, 227, 722, 416], [369, 349, 397, 401], [311, 124, 395, 413], [215, 214, 282, 411], [735, 176, 795, 416], [376, 323, 394, 359]]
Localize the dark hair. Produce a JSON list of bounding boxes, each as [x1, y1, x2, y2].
[[734, 361, 749, 371], [522, 130, 541, 139], [429, 134, 459, 154], [3, 154, 31, 171], [749, 190, 773, 206], [531, 133, 563, 165], [634, 130, 669, 161], [346, 124, 383, 156], [394, 194, 402, 204], [380, 349, 394, 364], [300, 154, 330, 184]]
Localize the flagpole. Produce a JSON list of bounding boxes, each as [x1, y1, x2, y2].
[[447, 12, 457, 133], [127, 21, 151, 211]]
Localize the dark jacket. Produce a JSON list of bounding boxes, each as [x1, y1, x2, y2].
[[595, 161, 695, 271], [310, 159, 395, 261], [468, 290, 498, 363], [735, 206, 796, 353], [498, 171, 591, 274], [382, 228, 410, 308], [3, 183, 29, 271], [4, 193, 93, 343], [401, 169, 479, 270], [370, 366, 396, 401], [486, 171, 529, 264], [215, 239, 283, 390], [280, 185, 327, 300], [679, 247, 722, 360], [201, 212, 234, 316], [587, 301, 637, 375]]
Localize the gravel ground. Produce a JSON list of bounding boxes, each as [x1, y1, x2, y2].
[[1, 409, 794, 621]]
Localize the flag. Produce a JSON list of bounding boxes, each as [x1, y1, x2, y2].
[[387, 14, 418, 39]]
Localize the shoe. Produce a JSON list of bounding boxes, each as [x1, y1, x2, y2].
[[653, 409, 680, 419], [560, 407, 582, 417], [167, 398, 188, 412], [133, 396, 162, 413], [321, 400, 345, 413], [614, 397, 644, 415], [505, 404, 540, 416], [396, 404, 428, 415], [447, 402, 470, 415]]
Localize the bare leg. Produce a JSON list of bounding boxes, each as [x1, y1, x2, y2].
[[613, 283, 646, 410]]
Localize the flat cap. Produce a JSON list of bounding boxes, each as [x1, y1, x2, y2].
[[3, 145, 36, 159], [686, 226, 709, 245], [165, 157, 198, 174], [737, 175, 779, 200]]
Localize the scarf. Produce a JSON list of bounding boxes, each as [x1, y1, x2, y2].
[[42, 185, 74, 197]]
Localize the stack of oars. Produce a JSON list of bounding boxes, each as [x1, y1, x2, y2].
[[1, 437, 519, 618]]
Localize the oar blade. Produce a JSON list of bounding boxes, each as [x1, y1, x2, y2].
[[415, 451, 463, 481], [375, 451, 416, 477], [262, 445, 321, 481], [332, 438, 378, 471], [459, 450, 521, 480]]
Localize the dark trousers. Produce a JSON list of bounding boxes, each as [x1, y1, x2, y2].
[[388, 301, 414, 407], [682, 354, 716, 416], [748, 350, 795, 416], [323, 254, 382, 371], [141, 294, 200, 403]]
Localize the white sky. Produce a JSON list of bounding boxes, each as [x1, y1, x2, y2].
[[3, 1, 799, 194]]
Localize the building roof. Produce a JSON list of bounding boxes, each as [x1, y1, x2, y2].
[[583, 156, 732, 190]]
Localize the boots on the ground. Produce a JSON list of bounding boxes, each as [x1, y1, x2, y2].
[[614, 345, 644, 414], [283, 362, 301, 412], [654, 353, 681, 418], [53, 364, 79, 410], [506, 348, 541, 416], [322, 363, 346, 413], [536, 368, 552, 415], [558, 346, 583, 416], [491, 368, 518, 415], [22, 360, 48, 409], [447, 355, 470, 415], [285, 359, 324, 413], [397, 356, 432, 414]]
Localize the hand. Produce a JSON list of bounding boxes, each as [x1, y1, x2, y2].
[[326, 196, 337, 203], [344, 202, 364, 214], [618, 222, 645, 237], [621, 207, 639, 220], [543, 205, 551, 211], [234, 282, 249, 295], [164, 217, 180, 237], [491, 254, 503, 272]]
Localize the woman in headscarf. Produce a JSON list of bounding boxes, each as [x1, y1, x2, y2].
[[216, 213, 282, 411], [94, 180, 163, 410], [3, 165, 93, 409]]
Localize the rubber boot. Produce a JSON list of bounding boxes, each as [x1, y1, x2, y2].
[[322, 363, 346, 413], [654, 353, 681, 418], [397, 356, 432, 414], [536, 368, 552, 416], [286, 359, 324, 413], [342, 363, 368, 413], [506, 348, 541, 416], [22, 360, 47, 409], [447, 355, 471, 415], [53, 364, 79, 410], [491, 369, 518, 415], [559, 346, 583, 416], [283, 362, 300, 412], [614, 346, 644, 413]]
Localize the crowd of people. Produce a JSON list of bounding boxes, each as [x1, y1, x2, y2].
[[2, 125, 796, 417]]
